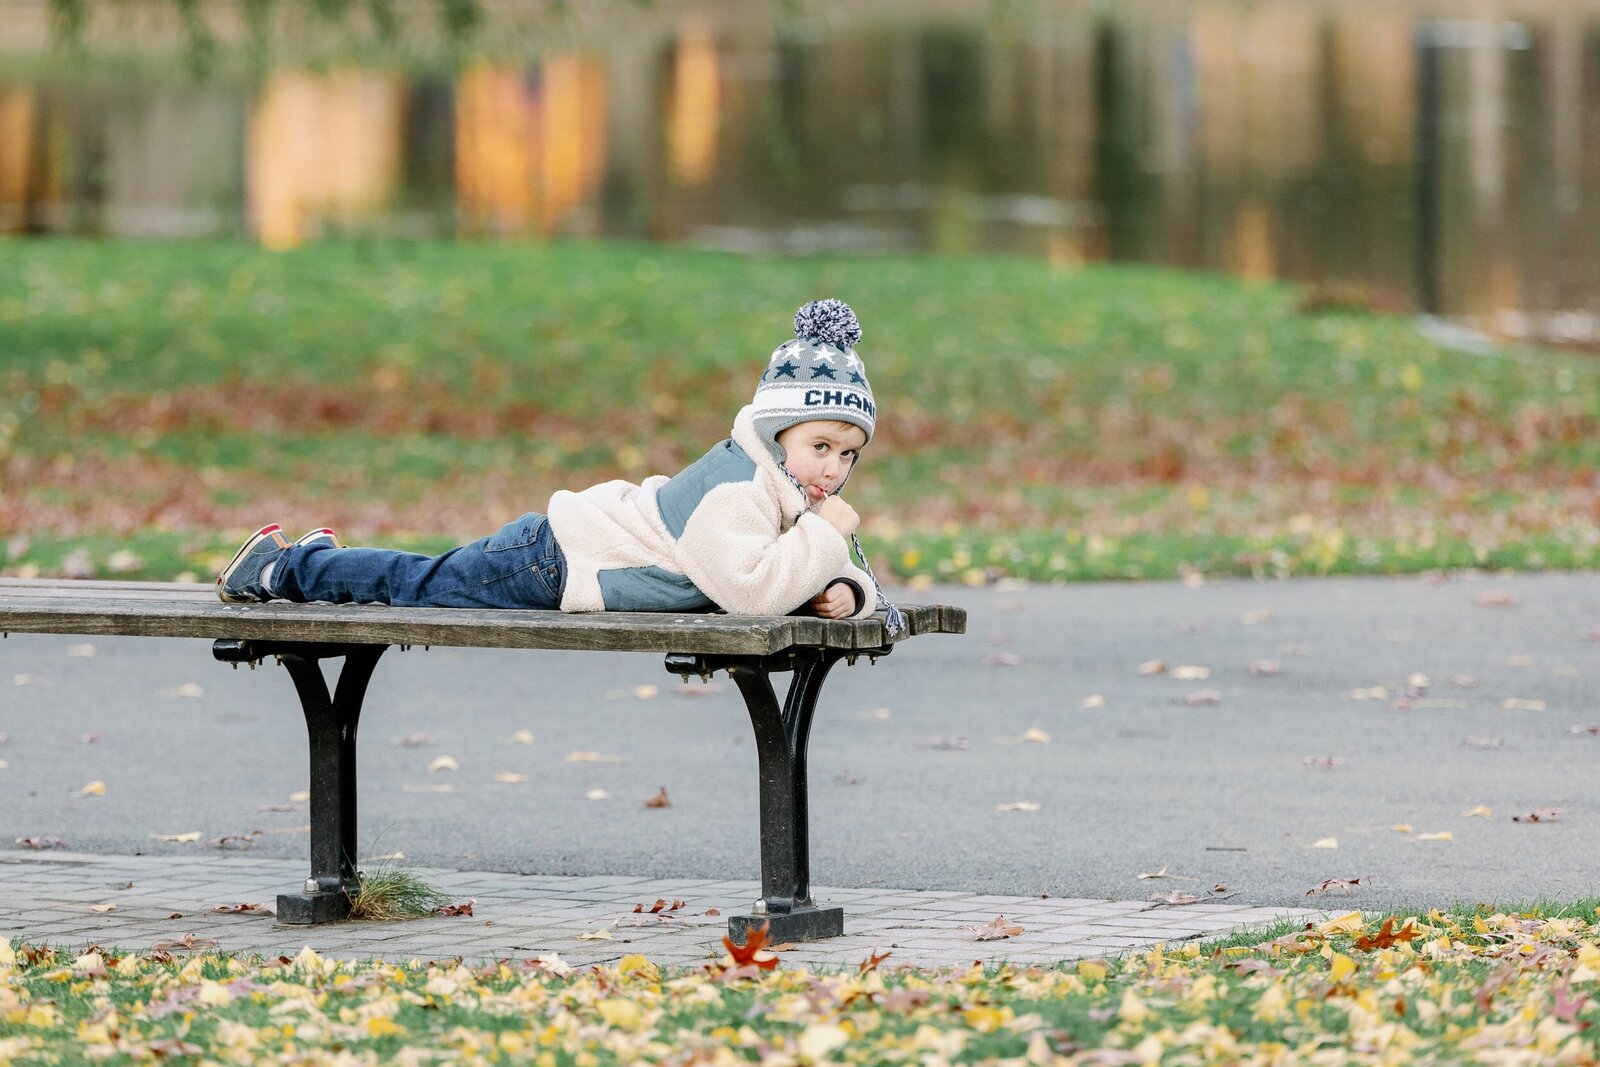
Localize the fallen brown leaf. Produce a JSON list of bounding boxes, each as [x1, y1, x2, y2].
[[432, 899, 476, 917], [1145, 891, 1202, 907], [916, 735, 969, 750], [393, 732, 435, 747], [633, 899, 686, 914], [859, 950, 892, 973], [211, 831, 262, 850], [1183, 689, 1222, 706], [972, 915, 1025, 941], [1307, 877, 1370, 896], [152, 932, 219, 952], [720, 925, 780, 970], [15, 836, 67, 850], [211, 903, 273, 914], [644, 786, 671, 808], [1513, 809, 1564, 823], [1355, 916, 1420, 951]]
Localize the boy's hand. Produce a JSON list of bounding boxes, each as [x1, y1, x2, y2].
[[810, 584, 855, 619], [815, 496, 859, 538]]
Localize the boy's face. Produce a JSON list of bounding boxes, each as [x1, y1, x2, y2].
[[777, 421, 868, 504]]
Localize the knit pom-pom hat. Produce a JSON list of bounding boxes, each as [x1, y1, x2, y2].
[[751, 299, 875, 464]]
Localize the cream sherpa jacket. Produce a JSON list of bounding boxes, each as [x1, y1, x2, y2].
[[545, 406, 879, 617]]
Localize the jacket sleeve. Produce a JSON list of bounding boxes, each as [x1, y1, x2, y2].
[[826, 558, 880, 620], [677, 482, 852, 616]]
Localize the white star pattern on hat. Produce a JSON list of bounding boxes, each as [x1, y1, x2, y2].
[[845, 351, 863, 372], [811, 348, 838, 367]]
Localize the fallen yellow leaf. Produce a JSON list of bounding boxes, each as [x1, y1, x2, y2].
[[1136, 867, 1169, 880], [506, 730, 535, 745], [1172, 665, 1211, 681], [576, 927, 613, 941], [89, 903, 116, 913], [997, 801, 1040, 812], [1391, 824, 1413, 834], [289, 790, 311, 802], [493, 773, 528, 783], [151, 832, 201, 843], [585, 788, 611, 801], [1081, 694, 1105, 709], [1329, 952, 1357, 982], [596, 998, 642, 1030], [993, 727, 1051, 745], [1418, 831, 1453, 841], [427, 755, 459, 773], [605, 685, 659, 700], [1311, 837, 1338, 849], [78, 780, 105, 797], [1138, 660, 1166, 675], [566, 752, 623, 764], [1462, 805, 1493, 819], [1319, 911, 1365, 934], [1501, 698, 1546, 711]]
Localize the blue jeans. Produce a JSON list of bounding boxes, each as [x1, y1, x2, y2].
[[274, 513, 566, 609]]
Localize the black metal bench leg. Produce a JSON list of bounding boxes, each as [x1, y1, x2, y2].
[[213, 641, 387, 925], [275, 646, 384, 923], [726, 648, 846, 944]]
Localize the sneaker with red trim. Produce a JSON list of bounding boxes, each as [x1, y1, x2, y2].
[[216, 524, 290, 603], [293, 528, 341, 550]]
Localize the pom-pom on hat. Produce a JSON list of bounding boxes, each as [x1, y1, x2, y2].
[[751, 299, 875, 464]]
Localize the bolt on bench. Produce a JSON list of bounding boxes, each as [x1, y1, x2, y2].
[[0, 578, 965, 943]]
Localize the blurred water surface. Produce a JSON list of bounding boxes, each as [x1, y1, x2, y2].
[[2, 0, 1597, 343]]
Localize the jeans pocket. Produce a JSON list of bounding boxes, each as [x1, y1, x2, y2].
[[485, 513, 547, 554]]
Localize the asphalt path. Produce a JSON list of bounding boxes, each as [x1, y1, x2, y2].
[[4, 572, 1599, 911]]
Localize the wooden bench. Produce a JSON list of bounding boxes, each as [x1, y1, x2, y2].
[[0, 578, 965, 943]]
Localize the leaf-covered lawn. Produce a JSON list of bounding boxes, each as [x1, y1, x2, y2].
[[6, 908, 1600, 1065], [3, 239, 1599, 584]]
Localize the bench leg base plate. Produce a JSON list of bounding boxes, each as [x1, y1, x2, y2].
[[277, 890, 351, 925], [729, 906, 843, 944]]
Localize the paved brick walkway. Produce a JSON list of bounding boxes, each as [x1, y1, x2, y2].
[[2, 851, 1324, 969]]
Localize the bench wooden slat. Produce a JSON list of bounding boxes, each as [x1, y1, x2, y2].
[[0, 580, 964, 656]]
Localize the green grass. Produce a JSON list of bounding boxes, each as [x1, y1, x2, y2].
[[347, 866, 453, 921], [4, 237, 1599, 583], [7, 903, 1600, 1064]]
